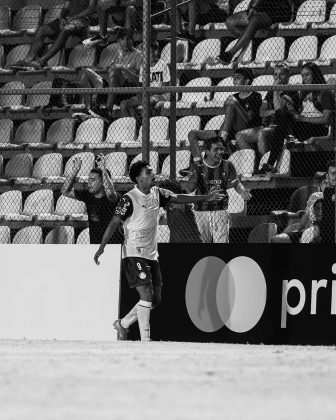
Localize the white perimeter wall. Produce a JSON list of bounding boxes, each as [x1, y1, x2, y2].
[[0, 245, 121, 341]]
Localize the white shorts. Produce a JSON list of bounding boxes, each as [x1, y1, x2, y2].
[[194, 209, 230, 243]]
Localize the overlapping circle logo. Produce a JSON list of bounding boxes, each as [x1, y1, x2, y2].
[[185, 256, 267, 333]]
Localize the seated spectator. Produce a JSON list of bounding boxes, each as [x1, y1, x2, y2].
[[166, 0, 227, 44], [79, 28, 143, 120], [83, 0, 142, 47], [320, 160, 336, 191], [220, 0, 292, 63], [120, 41, 170, 117], [258, 63, 335, 174], [11, 0, 97, 69], [271, 192, 324, 243]]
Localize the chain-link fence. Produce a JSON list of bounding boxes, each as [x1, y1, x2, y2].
[[0, 0, 335, 244]]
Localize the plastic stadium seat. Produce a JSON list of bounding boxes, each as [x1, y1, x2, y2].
[[0, 155, 3, 178], [312, 2, 336, 29], [104, 152, 127, 178], [160, 40, 189, 64], [4, 154, 33, 179], [15, 189, 54, 221], [288, 185, 319, 212], [313, 36, 336, 66], [60, 118, 104, 149], [13, 226, 43, 244], [135, 116, 169, 147], [0, 7, 11, 34], [4, 44, 31, 67], [130, 152, 159, 174], [29, 153, 63, 183], [106, 117, 136, 146], [52, 194, 87, 221], [46, 119, 75, 146], [26, 81, 53, 109], [284, 36, 318, 67], [176, 116, 201, 145], [12, 5, 42, 34], [0, 226, 10, 244], [289, 74, 302, 85], [228, 150, 256, 176], [0, 191, 22, 220], [205, 40, 252, 70], [160, 151, 191, 178], [243, 37, 285, 68], [248, 223, 278, 243], [158, 225, 170, 243], [63, 152, 95, 182], [212, 0, 251, 30], [197, 77, 234, 109], [14, 119, 44, 147], [0, 119, 14, 149], [176, 39, 221, 70], [97, 44, 120, 69], [45, 226, 75, 244], [259, 149, 291, 175], [26, 0, 65, 8], [77, 227, 90, 244], [0, 45, 4, 68], [252, 75, 274, 100], [164, 77, 212, 109], [228, 188, 245, 214], [52, 45, 96, 73], [0, 82, 25, 109], [43, 4, 63, 24], [204, 115, 226, 131], [279, 0, 326, 29]]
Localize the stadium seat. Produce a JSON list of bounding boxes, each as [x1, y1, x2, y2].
[[4, 154, 33, 180], [312, 35, 336, 66], [0, 119, 15, 150], [17, 189, 54, 221], [4, 44, 31, 68], [158, 224, 170, 243], [0, 6, 11, 34], [136, 116, 169, 147], [0, 191, 22, 220], [259, 149, 291, 176], [283, 36, 318, 67], [228, 150, 256, 176], [0, 155, 3, 178], [76, 227, 90, 244], [228, 188, 245, 214], [164, 77, 212, 109], [176, 116, 201, 145], [252, 75, 274, 100], [13, 226, 43, 244], [45, 226, 75, 244], [288, 185, 319, 212], [205, 40, 252, 71], [197, 77, 234, 109], [14, 119, 44, 147], [279, 0, 326, 29], [204, 115, 226, 131], [104, 152, 127, 179], [159, 150, 191, 178], [27, 153, 63, 184], [130, 152, 159, 174], [0, 226, 10, 244], [43, 4, 64, 24], [0, 82, 25, 110], [160, 40, 189, 64], [176, 39, 221, 70], [46, 119, 75, 146], [60, 118, 104, 149], [242, 37, 285, 68], [248, 223, 278, 243], [312, 2, 336, 28], [51, 44, 96, 73], [26, 0, 64, 9], [11, 5, 42, 34], [0, 45, 4, 68], [289, 74, 302, 85], [63, 152, 95, 182], [212, 0, 250, 30], [97, 44, 120, 69], [25, 81, 53, 109], [106, 117, 136, 147], [52, 194, 87, 221]]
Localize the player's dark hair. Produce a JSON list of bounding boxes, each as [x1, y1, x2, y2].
[[129, 161, 149, 183], [326, 160, 336, 171], [90, 168, 111, 179], [203, 136, 224, 152]]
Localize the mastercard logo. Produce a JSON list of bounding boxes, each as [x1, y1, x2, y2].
[[185, 256, 267, 333]]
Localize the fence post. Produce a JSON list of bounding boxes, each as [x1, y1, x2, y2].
[[142, 0, 151, 163], [169, 0, 177, 180]]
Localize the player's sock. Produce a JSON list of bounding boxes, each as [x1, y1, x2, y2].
[[137, 300, 152, 341], [120, 303, 138, 329]]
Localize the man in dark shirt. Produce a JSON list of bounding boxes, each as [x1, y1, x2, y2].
[[11, 0, 98, 69], [61, 154, 123, 244]]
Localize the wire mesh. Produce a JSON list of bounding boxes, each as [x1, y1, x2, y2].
[[0, 0, 335, 244]]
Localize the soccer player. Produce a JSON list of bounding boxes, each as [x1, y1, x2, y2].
[[94, 160, 224, 341], [185, 135, 252, 242]]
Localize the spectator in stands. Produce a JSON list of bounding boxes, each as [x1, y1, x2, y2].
[[80, 28, 143, 120], [61, 154, 123, 244], [11, 0, 98, 69], [320, 160, 336, 191], [271, 192, 324, 243], [183, 136, 251, 243], [219, 0, 292, 63], [83, 0, 143, 47], [158, 180, 202, 243], [119, 42, 170, 117], [166, 0, 227, 44]]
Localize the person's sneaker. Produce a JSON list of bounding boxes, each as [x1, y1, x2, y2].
[[83, 34, 108, 48], [88, 106, 111, 124], [219, 50, 233, 64], [113, 319, 129, 340], [256, 163, 276, 175]]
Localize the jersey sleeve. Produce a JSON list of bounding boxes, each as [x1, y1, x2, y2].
[[158, 188, 174, 207], [114, 195, 134, 221]]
